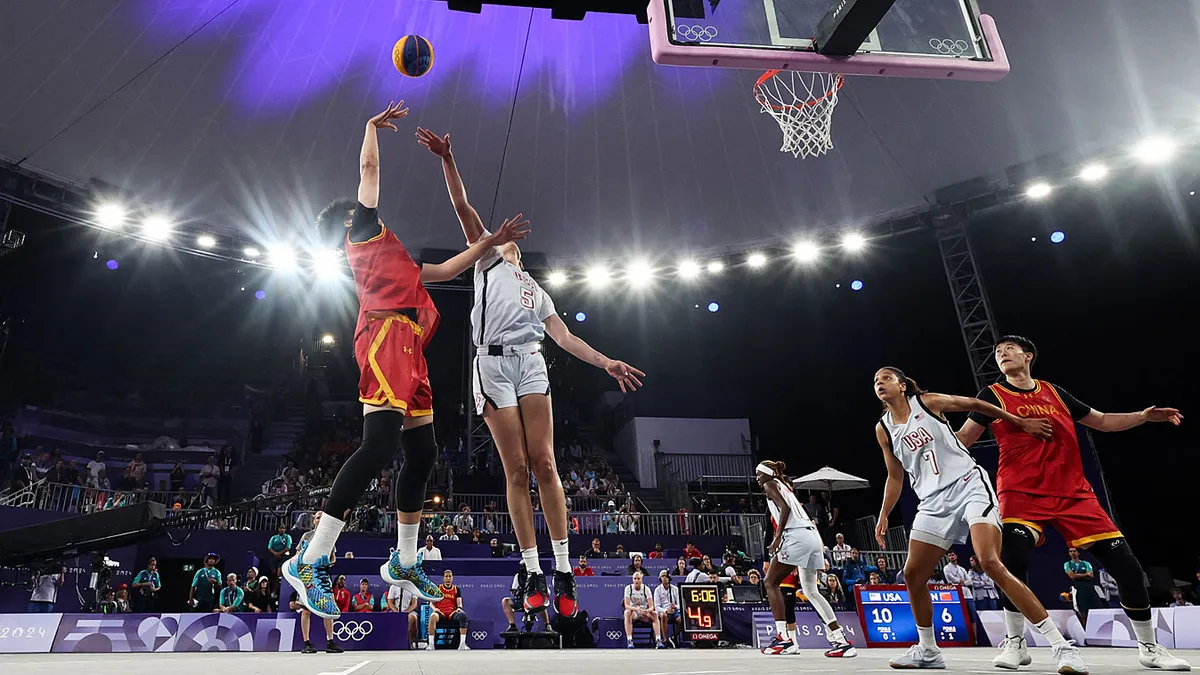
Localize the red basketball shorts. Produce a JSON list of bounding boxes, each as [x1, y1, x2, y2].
[[999, 491, 1122, 548], [355, 312, 432, 416]]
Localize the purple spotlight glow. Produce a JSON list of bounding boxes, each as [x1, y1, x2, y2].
[[106, 259, 119, 270], [254, 289, 267, 299]]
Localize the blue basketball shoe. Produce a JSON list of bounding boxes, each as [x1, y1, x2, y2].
[[380, 548, 443, 601], [282, 543, 339, 620]]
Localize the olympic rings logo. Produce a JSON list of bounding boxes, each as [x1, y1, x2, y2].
[[332, 620, 373, 641], [928, 38, 970, 56], [676, 25, 719, 42], [606, 630, 624, 640], [471, 631, 488, 641]]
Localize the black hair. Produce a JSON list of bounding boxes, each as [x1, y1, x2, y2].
[[995, 335, 1037, 363], [878, 366, 925, 397], [315, 199, 357, 246]]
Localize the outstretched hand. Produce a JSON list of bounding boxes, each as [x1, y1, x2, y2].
[[415, 127, 451, 157], [485, 214, 531, 246], [604, 360, 645, 393], [1142, 406, 1183, 425], [369, 101, 409, 131]]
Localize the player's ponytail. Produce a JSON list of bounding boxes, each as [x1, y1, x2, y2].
[[880, 366, 925, 397]]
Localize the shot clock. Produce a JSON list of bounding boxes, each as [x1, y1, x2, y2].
[[679, 583, 723, 640], [854, 584, 974, 648]]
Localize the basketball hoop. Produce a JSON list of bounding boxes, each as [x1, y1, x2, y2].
[[753, 70, 844, 159]]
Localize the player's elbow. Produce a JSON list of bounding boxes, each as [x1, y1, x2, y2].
[[360, 157, 379, 173]]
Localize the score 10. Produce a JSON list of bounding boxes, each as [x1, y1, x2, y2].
[[855, 585, 973, 647]]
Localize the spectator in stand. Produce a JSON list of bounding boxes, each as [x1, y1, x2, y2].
[[868, 556, 895, 584], [333, 575, 352, 614], [490, 538, 506, 558], [427, 570, 470, 651], [34, 451, 52, 482], [685, 558, 709, 584], [584, 538, 605, 559], [623, 571, 664, 649], [169, 459, 186, 494], [217, 445, 236, 505], [386, 583, 420, 648], [683, 541, 703, 560], [627, 554, 647, 576], [748, 569, 765, 596], [617, 504, 639, 533], [190, 553, 222, 612], [440, 524, 460, 541], [614, 544, 628, 558], [94, 468, 111, 492], [46, 459, 70, 485], [132, 557, 162, 612], [114, 584, 132, 613], [199, 456, 219, 507], [244, 566, 260, 592], [868, 572, 883, 585], [453, 504, 474, 534], [127, 453, 148, 489], [85, 452, 106, 487], [942, 551, 973, 621], [669, 557, 689, 577], [418, 535, 443, 561], [480, 504, 497, 534], [654, 570, 681, 643], [967, 555, 999, 611], [831, 533, 851, 567], [245, 576, 273, 612], [1170, 588, 1193, 607], [603, 501, 619, 533], [218, 573, 244, 613], [806, 492, 828, 538], [573, 556, 595, 577], [267, 523, 293, 584], [648, 543, 665, 560], [11, 454, 35, 491], [28, 565, 65, 613], [826, 574, 847, 607], [353, 579, 375, 612]]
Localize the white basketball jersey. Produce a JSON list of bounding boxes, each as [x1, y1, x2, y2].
[[471, 237, 557, 347], [765, 478, 815, 531], [881, 395, 977, 500]]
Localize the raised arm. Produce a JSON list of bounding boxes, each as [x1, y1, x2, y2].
[[415, 128, 486, 244], [1078, 406, 1183, 432], [543, 314, 645, 393], [920, 392, 1053, 439], [875, 423, 904, 548], [358, 101, 408, 209], [418, 214, 529, 283]]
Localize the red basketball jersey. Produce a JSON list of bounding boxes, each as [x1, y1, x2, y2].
[[434, 584, 459, 615], [988, 380, 1094, 499], [344, 228, 439, 345]]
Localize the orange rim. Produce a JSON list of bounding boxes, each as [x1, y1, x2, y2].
[[753, 71, 844, 112]]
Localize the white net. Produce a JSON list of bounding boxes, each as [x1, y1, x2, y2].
[[753, 71, 844, 159]]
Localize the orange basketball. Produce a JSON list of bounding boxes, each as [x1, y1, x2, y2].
[[392, 35, 434, 78]]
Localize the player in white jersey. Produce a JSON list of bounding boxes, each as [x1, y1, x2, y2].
[[418, 128, 644, 619], [756, 460, 856, 658], [872, 367, 1087, 673]]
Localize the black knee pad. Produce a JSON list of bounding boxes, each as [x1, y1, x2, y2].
[[1086, 538, 1150, 618], [324, 410, 404, 517], [998, 522, 1036, 612], [395, 423, 437, 513]]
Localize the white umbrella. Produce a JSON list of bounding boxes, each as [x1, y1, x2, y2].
[[791, 466, 870, 493]]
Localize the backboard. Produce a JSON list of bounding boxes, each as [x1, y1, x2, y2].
[[649, 0, 1009, 81]]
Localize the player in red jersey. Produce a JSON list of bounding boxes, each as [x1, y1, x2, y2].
[[283, 101, 529, 620], [957, 335, 1188, 671]]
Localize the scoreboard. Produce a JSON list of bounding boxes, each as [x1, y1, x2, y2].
[[854, 584, 974, 648], [679, 583, 723, 640]]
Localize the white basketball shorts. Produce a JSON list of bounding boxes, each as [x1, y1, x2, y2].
[[775, 526, 825, 571], [910, 466, 1002, 550], [472, 345, 549, 415]]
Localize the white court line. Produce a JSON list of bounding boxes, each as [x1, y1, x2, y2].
[[316, 659, 371, 675]]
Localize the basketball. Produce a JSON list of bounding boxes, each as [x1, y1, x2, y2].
[[393, 35, 434, 78]]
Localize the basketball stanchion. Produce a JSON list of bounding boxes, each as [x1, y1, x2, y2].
[[753, 70, 844, 159]]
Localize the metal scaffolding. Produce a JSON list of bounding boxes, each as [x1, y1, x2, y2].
[[932, 207, 1001, 394]]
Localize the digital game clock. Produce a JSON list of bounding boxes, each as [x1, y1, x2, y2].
[[679, 583, 723, 639]]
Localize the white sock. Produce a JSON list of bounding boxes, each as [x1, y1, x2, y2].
[[1131, 618, 1157, 645], [775, 620, 788, 638], [917, 625, 937, 651], [397, 522, 420, 566], [551, 538, 570, 573], [301, 513, 345, 564], [1034, 617, 1068, 647], [521, 547, 543, 574], [827, 625, 846, 645], [1005, 609, 1027, 641]]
